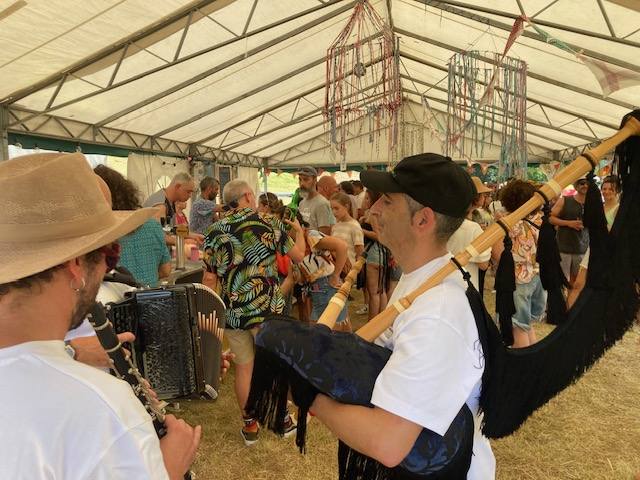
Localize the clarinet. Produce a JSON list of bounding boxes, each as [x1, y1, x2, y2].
[[88, 302, 194, 480]]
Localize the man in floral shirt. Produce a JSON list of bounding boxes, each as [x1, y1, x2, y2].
[[203, 180, 305, 445]]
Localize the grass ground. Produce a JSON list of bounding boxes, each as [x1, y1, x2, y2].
[[177, 274, 640, 479]]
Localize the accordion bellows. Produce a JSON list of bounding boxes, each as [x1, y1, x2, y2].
[[108, 283, 225, 400]]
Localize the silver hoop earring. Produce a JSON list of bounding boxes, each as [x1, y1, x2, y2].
[[70, 277, 86, 292]]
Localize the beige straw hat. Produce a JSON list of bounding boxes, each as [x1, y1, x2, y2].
[[471, 176, 492, 194], [0, 152, 157, 284]]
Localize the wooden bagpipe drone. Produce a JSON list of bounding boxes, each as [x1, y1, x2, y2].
[[247, 110, 640, 480]]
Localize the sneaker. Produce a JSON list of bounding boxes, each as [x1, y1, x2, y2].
[[282, 413, 297, 439], [241, 417, 260, 446], [355, 305, 368, 315]]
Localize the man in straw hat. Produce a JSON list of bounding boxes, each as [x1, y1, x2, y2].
[[308, 153, 495, 478], [0, 152, 200, 479]]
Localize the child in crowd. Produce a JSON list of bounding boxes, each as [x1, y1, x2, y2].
[[293, 223, 349, 331], [330, 192, 364, 271]]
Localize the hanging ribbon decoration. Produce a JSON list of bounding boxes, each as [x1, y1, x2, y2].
[[325, 0, 402, 168]]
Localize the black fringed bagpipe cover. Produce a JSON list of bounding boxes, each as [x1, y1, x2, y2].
[[249, 318, 475, 480], [108, 283, 226, 400], [479, 110, 640, 438]]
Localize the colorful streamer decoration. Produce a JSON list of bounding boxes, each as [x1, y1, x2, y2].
[[324, 0, 401, 168], [446, 51, 528, 181]]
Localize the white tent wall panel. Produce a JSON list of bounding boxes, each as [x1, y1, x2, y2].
[[127, 152, 190, 201], [236, 165, 260, 196]]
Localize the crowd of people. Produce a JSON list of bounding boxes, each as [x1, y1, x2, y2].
[[0, 149, 625, 480]]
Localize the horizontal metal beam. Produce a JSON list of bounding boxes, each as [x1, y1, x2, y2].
[[398, 34, 636, 112], [196, 52, 387, 146], [225, 79, 387, 153], [1, 0, 232, 104], [418, 0, 640, 51], [267, 97, 558, 165], [6, 106, 262, 167], [153, 57, 325, 138], [399, 69, 617, 132], [2, 0, 349, 106], [400, 73, 600, 144], [402, 88, 584, 147], [195, 83, 326, 145], [95, 1, 356, 127], [252, 119, 327, 157]]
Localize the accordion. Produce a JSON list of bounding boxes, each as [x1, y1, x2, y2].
[[107, 283, 226, 401]]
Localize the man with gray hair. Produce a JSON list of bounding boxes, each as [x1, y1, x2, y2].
[[204, 179, 306, 446], [143, 172, 195, 227], [190, 176, 223, 234]]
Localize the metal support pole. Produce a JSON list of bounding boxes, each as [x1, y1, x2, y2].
[[0, 106, 9, 162], [262, 159, 269, 194]]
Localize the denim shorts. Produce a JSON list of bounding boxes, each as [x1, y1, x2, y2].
[[310, 276, 348, 324], [512, 274, 547, 331]]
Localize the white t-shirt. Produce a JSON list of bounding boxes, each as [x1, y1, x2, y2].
[[331, 219, 364, 265], [355, 190, 366, 209], [447, 219, 491, 291], [372, 254, 495, 479], [0, 341, 169, 480]]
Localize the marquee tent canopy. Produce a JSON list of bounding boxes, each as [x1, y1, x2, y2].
[[1, 0, 639, 169]]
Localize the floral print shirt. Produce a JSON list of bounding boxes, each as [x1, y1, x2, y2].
[[204, 208, 294, 329], [510, 211, 542, 284]]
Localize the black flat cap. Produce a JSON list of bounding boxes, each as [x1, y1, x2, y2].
[[360, 153, 475, 218]]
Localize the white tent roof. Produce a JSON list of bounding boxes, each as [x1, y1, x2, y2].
[[1, 0, 638, 168]]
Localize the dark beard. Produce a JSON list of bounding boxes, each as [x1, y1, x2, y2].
[[69, 277, 101, 331]]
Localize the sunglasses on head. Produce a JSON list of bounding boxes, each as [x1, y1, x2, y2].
[[99, 242, 121, 271]]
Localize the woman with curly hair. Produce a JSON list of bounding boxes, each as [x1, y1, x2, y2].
[[94, 165, 171, 286], [492, 179, 547, 348]]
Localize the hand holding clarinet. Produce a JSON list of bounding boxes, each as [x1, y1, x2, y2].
[[88, 302, 201, 480]]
